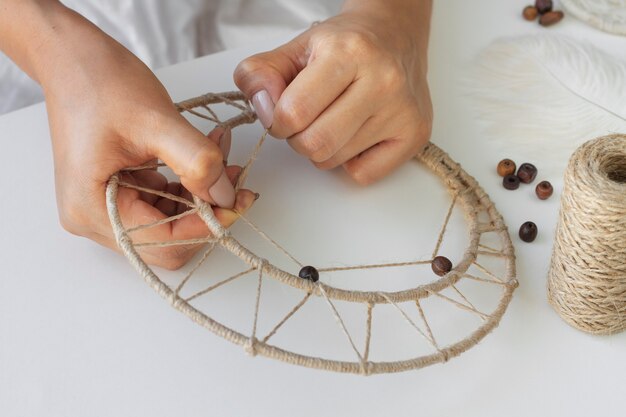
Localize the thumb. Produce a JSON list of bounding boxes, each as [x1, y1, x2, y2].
[[234, 35, 309, 129], [149, 114, 235, 208]]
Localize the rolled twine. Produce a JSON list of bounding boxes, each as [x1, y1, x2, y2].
[[548, 134, 626, 335]]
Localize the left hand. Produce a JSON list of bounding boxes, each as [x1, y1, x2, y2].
[[234, 8, 432, 185]]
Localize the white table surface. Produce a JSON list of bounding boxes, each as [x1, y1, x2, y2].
[[1, 1, 625, 416]]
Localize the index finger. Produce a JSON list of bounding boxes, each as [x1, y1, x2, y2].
[[271, 52, 357, 139]]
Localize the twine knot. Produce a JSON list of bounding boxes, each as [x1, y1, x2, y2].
[[255, 258, 269, 271], [244, 337, 258, 357]]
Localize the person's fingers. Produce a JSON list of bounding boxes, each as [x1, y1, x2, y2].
[[96, 168, 257, 270], [154, 182, 183, 217], [207, 127, 231, 164], [113, 184, 236, 270], [85, 224, 202, 271], [177, 186, 194, 215], [147, 113, 234, 208], [271, 53, 358, 140], [173, 165, 244, 215], [343, 134, 426, 185], [131, 170, 168, 205], [286, 80, 375, 163], [145, 158, 159, 171], [234, 36, 308, 128], [224, 165, 243, 185], [312, 116, 388, 170], [212, 189, 258, 228]]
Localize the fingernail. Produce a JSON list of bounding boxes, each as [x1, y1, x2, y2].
[[219, 128, 232, 162], [252, 90, 274, 129], [254, 192, 260, 201], [209, 170, 236, 208]]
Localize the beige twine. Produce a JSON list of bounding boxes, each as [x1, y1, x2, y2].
[[548, 134, 626, 335], [106, 91, 518, 375]]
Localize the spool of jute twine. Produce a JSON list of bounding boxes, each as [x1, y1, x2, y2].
[[548, 134, 626, 335]]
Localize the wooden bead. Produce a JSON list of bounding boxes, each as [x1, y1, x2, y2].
[[298, 265, 319, 282], [519, 221, 538, 242], [431, 256, 453, 277], [497, 158, 517, 177], [539, 10, 564, 26], [503, 174, 520, 190], [535, 0, 553, 14], [523, 6, 538, 21], [535, 180, 554, 200], [517, 163, 538, 184]]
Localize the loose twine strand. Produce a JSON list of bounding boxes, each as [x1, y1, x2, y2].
[[106, 91, 518, 375], [548, 134, 626, 335]]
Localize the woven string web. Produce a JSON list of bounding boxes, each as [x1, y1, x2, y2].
[[106, 91, 518, 375]]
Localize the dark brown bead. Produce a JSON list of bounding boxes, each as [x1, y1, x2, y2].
[[523, 5, 538, 21], [535, 0, 553, 14], [519, 221, 538, 242], [535, 180, 554, 200], [539, 10, 564, 26], [517, 163, 538, 184], [497, 158, 517, 177], [298, 266, 319, 282], [431, 256, 453, 277], [503, 174, 520, 190]]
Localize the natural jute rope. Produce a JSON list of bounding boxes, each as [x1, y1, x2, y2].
[[106, 91, 518, 374], [548, 134, 626, 335]]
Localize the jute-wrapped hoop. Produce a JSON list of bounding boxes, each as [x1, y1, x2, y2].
[[106, 91, 518, 375], [548, 134, 626, 335]]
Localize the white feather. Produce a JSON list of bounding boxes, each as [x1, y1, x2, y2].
[[464, 35, 626, 167]]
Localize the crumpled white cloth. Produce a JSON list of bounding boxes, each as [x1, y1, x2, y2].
[[0, 0, 341, 115]]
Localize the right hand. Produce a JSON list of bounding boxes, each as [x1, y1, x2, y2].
[[26, 4, 256, 269]]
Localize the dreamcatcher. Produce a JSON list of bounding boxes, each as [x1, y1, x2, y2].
[[106, 91, 518, 375]]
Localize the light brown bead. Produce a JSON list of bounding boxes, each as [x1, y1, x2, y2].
[[497, 159, 517, 177], [523, 6, 538, 21]]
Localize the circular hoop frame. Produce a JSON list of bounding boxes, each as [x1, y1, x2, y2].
[[106, 91, 518, 375]]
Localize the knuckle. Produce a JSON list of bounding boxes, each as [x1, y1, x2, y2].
[[184, 146, 221, 182], [293, 132, 334, 162], [346, 164, 375, 186], [341, 31, 377, 56], [158, 246, 193, 271], [310, 142, 334, 163], [273, 101, 308, 136], [59, 215, 79, 235], [58, 204, 87, 235], [160, 258, 186, 271], [233, 56, 265, 87], [307, 133, 335, 163], [313, 159, 337, 171], [378, 60, 405, 92]]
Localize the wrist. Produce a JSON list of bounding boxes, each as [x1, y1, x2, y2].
[[0, 0, 113, 90], [0, 1, 69, 82]]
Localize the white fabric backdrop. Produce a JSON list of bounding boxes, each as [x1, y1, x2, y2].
[[0, 0, 341, 114]]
